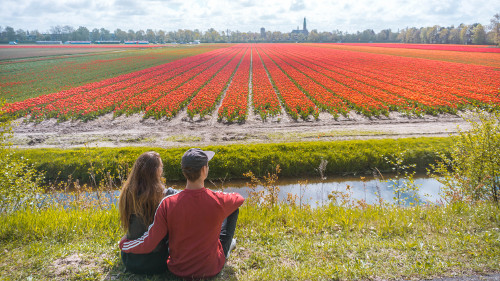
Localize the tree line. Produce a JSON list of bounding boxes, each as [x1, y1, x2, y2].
[[1, 13, 499, 45]]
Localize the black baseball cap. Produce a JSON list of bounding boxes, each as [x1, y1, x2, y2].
[[181, 148, 215, 169]]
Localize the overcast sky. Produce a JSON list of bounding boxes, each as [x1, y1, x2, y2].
[[2, 0, 499, 33]]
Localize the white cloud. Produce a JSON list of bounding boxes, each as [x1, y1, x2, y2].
[[1, 0, 499, 33]]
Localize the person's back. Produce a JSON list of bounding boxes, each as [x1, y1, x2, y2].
[[120, 148, 244, 279], [119, 151, 176, 274]]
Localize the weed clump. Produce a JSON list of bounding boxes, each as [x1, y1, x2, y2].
[[0, 100, 44, 213], [430, 110, 500, 204]]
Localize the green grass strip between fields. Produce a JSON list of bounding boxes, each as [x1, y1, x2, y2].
[[14, 137, 452, 183]]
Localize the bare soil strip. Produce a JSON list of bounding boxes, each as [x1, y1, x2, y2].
[[10, 111, 468, 149]]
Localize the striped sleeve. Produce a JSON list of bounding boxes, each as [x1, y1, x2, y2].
[[119, 197, 168, 254]]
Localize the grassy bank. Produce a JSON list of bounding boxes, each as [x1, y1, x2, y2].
[[0, 202, 499, 280], [15, 137, 451, 183]]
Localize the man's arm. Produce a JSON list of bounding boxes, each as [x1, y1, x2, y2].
[[119, 199, 168, 254], [219, 192, 245, 217]]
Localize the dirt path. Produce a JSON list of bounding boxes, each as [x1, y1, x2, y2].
[[10, 110, 469, 149]]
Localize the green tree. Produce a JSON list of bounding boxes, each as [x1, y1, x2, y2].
[[155, 29, 166, 43], [472, 24, 486, 44], [90, 28, 100, 42], [460, 25, 471, 44], [448, 27, 461, 44], [204, 28, 221, 43], [15, 29, 27, 41], [99, 28, 111, 40], [5, 26, 16, 41], [360, 29, 376, 42], [135, 29, 145, 40], [127, 29, 136, 40], [405, 28, 420, 43], [307, 29, 320, 42], [420, 27, 430, 43], [438, 28, 450, 44], [73, 26, 90, 41], [145, 29, 156, 42], [61, 25, 74, 42], [114, 28, 127, 42]]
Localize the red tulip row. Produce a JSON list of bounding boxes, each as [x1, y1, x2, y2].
[[2, 44, 499, 122], [4, 48, 228, 120], [260, 48, 358, 116], [144, 48, 242, 119], [186, 48, 245, 118], [279, 48, 445, 113], [250, 49, 281, 119], [261, 47, 389, 116], [258, 48, 319, 120], [217, 48, 251, 122], [81, 50, 227, 119], [318, 49, 500, 110], [114, 50, 228, 115], [335, 43, 500, 53], [274, 44, 499, 115]]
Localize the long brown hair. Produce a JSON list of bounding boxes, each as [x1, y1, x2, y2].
[[119, 151, 164, 232]]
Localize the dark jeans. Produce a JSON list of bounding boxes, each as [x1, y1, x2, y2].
[[219, 208, 239, 257], [121, 250, 168, 274]]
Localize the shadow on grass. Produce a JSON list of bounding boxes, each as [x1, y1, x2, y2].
[[106, 262, 238, 281]]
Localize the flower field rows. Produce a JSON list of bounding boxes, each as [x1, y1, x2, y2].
[[2, 43, 499, 122], [335, 43, 500, 53], [250, 50, 281, 119], [0, 45, 226, 102], [309, 43, 500, 68], [217, 48, 251, 122]]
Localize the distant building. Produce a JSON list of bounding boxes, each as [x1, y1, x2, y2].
[[291, 17, 309, 37], [65, 41, 91, 44], [260, 27, 266, 38], [36, 41, 62, 44], [95, 40, 121, 44]]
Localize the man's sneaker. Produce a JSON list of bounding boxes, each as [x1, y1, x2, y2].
[[227, 238, 237, 258]]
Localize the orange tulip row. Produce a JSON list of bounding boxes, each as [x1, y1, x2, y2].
[[250, 49, 282, 119], [115, 50, 228, 115], [144, 48, 242, 119], [217, 48, 252, 122], [4, 48, 230, 120], [186, 48, 246, 118], [258, 47, 319, 120], [2, 44, 499, 122], [334, 43, 500, 53], [268, 44, 499, 115]]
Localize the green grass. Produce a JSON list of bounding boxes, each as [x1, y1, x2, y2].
[[13, 137, 452, 183], [0, 202, 499, 280]]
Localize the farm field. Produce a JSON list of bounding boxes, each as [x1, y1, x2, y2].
[[309, 43, 500, 67], [0, 44, 229, 102], [1, 43, 499, 148], [0, 44, 180, 60]]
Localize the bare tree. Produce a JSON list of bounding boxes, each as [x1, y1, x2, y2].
[[491, 13, 500, 46]]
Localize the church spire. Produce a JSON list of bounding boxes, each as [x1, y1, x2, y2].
[[303, 17, 307, 31]]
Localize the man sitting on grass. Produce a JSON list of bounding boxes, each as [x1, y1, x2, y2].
[[120, 148, 244, 279]]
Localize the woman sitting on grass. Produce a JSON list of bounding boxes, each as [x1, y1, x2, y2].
[[118, 151, 177, 274]]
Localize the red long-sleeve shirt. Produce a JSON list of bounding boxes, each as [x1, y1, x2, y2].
[[120, 188, 244, 279]]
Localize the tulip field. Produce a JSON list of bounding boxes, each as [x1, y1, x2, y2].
[[1, 43, 499, 122]]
